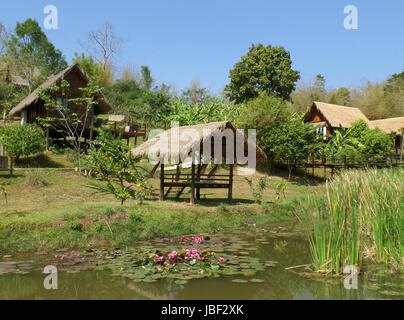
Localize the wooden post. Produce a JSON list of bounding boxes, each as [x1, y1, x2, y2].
[[228, 163, 234, 203], [46, 127, 50, 151], [196, 152, 202, 200], [159, 163, 165, 201], [190, 160, 195, 205], [9, 156, 13, 176], [0, 144, 4, 156]]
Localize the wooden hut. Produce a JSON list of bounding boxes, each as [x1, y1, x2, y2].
[[8, 63, 112, 147], [131, 121, 266, 204], [303, 102, 369, 140]]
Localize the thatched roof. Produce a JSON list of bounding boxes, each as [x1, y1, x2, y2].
[[132, 121, 267, 164], [9, 63, 112, 116], [303, 102, 369, 129], [369, 117, 404, 135]]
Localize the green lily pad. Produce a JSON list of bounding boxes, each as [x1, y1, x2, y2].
[[174, 280, 188, 285], [250, 279, 265, 283], [232, 279, 249, 284]]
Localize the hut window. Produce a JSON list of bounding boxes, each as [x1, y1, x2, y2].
[[56, 97, 69, 109], [323, 126, 327, 140]]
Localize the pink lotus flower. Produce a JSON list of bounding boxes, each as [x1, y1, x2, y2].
[[182, 235, 187, 240], [99, 254, 103, 258], [219, 257, 225, 262], [77, 254, 80, 258], [61, 255, 66, 260], [71, 250, 75, 255], [158, 256, 164, 262], [278, 226, 283, 230], [200, 233, 204, 237], [261, 228, 265, 232]]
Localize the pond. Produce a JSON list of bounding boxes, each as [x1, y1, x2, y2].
[[0, 227, 403, 300]]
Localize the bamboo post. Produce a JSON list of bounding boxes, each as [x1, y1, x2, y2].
[[159, 163, 165, 201]]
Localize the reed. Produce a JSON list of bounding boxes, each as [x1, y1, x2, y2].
[[308, 168, 404, 274]]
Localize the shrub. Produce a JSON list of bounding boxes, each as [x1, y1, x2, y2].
[[0, 124, 45, 160], [68, 220, 83, 231]]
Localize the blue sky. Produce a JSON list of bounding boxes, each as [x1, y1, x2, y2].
[[1, 0, 403, 94]]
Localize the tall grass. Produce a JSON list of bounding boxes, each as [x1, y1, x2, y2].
[[308, 168, 404, 274]]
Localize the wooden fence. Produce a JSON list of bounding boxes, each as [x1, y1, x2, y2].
[[276, 154, 404, 178]]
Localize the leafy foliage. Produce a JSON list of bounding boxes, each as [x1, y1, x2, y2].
[[0, 124, 45, 159], [245, 176, 270, 205], [237, 94, 321, 177], [72, 52, 113, 87], [324, 120, 394, 156], [104, 78, 172, 126], [4, 18, 67, 92], [156, 97, 240, 127], [225, 43, 300, 103], [85, 129, 151, 205]]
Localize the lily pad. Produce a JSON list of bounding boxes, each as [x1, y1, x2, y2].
[[250, 279, 265, 283], [232, 279, 249, 284]]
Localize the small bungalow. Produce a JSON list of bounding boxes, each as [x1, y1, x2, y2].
[[131, 121, 267, 204], [8, 63, 112, 147], [303, 102, 369, 140]]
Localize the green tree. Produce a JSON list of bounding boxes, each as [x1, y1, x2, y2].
[[225, 43, 300, 103], [5, 18, 67, 92], [310, 74, 326, 101], [105, 79, 172, 126], [0, 124, 45, 160], [140, 65, 153, 90], [383, 71, 404, 117], [237, 93, 321, 178], [85, 129, 151, 205], [328, 87, 351, 106], [182, 78, 213, 104], [72, 52, 113, 87]]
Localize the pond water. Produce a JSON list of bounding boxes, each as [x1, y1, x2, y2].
[[0, 228, 403, 300]]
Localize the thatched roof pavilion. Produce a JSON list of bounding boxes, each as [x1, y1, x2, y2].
[[132, 121, 266, 204]]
